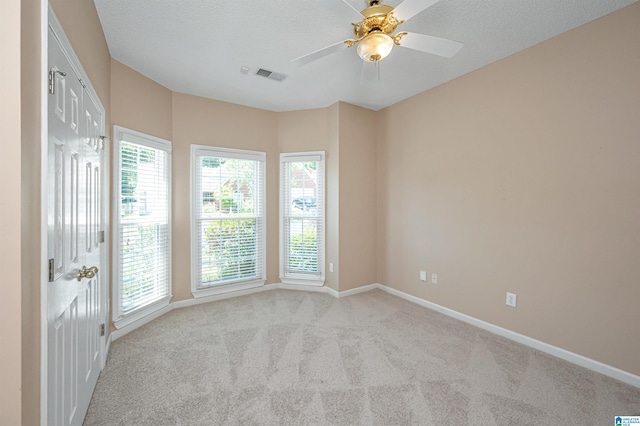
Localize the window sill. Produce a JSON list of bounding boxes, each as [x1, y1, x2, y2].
[[192, 279, 266, 298], [280, 277, 325, 287], [113, 295, 172, 330]]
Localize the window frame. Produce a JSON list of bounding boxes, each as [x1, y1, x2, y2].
[[112, 126, 172, 329], [279, 151, 326, 286], [190, 145, 267, 298]]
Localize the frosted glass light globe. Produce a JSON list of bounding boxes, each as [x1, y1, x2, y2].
[[357, 32, 394, 62]]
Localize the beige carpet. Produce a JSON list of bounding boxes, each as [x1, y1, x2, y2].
[[84, 289, 639, 425]]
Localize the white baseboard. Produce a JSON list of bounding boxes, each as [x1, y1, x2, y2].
[[105, 334, 112, 357], [276, 282, 373, 298], [103, 334, 112, 369], [325, 286, 339, 298], [376, 284, 640, 389], [106, 279, 639, 388], [337, 283, 379, 298], [111, 304, 174, 341], [112, 283, 348, 341]]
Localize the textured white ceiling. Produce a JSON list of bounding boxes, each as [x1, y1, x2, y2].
[[93, 0, 637, 112]]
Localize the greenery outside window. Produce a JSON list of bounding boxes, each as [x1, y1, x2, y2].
[[113, 126, 172, 328], [280, 151, 325, 286], [191, 145, 266, 297]]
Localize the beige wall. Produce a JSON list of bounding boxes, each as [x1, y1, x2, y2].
[[111, 59, 173, 141], [1, 1, 23, 423], [277, 108, 331, 152], [7, 1, 632, 424], [275, 104, 378, 292], [171, 93, 279, 301], [0, 0, 46, 423], [20, 0, 42, 424], [338, 103, 378, 291], [277, 107, 341, 290], [377, 3, 640, 375], [109, 59, 172, 326], [108, 76, 377, 301], [109, 70, 314, 301]]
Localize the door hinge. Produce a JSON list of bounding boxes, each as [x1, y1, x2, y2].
[[99, 230, 105, 243], [48, 258, 54, 282], [100, 324, 106, 337], [48, 67, 66, 95]]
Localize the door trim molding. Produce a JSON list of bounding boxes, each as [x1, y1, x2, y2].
[[39, 2, 47, 423], [42, 7, 109, 424]]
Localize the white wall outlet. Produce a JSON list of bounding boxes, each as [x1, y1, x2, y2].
[[431, 273, 438, 284], [420, 271, 427, 282], [329, 263, 334, 273], [506, 292, 517, 307]]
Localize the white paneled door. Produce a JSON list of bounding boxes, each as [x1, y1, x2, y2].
[[47, 24, 105, 426]]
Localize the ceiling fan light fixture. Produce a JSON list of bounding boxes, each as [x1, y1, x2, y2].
[[357, 31, 394, 62]]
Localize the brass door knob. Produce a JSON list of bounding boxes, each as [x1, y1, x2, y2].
[[77, 265, 99, 281]]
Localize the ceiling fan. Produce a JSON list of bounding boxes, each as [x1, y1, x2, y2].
[[293, 0, 463, 66]]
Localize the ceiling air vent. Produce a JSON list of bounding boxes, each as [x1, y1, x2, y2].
[[255, 68, 287, 82]]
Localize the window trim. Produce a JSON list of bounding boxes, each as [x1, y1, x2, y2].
[[190, 144, 267, 298], [112, 126, 172, 329], [279, 151, 325, 287]]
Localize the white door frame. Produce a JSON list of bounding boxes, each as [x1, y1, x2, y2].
[[41, 5, 110, 424]]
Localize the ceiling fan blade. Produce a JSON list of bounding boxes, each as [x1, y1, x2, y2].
[[292, 40, 353, 66], [392, 0, 442, 22], [397, 32, 463, 58], [323, 0, 365, 22]]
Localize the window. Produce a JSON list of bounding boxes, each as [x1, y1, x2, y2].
[[191, 145, 266, 297], [280, 152, 325, 286], [113, 126, 171, 328]]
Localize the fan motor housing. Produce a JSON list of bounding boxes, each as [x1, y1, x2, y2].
[[353, 5, 402, 39]]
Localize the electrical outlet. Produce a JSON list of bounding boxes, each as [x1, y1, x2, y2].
[[329, 263, 334, 273], [506, 292, 517, 308], [431, 273, 438, 284], [420, 271, 427, 282]]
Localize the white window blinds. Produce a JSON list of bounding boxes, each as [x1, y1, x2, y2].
[[191, 146, 266, 296], [113, 127, 171, 327], [280, 152, 325, 285]]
